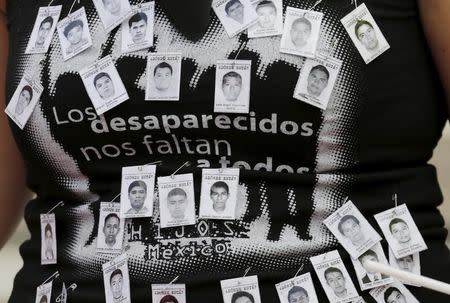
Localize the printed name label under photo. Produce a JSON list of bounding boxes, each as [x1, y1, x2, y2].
[[214, 59, 251, 114], [310, 250, 359, 303], [35, 281, 53, 303], [369, 280, 419, 303], [293, 54, 342, 110], [220, 275, 262, 303], [5, 72, 44, 130], [247, 0, 283, 38], [40, 213, 57, 265], [157, 173, 196, 228], [199, 168, 240, 220], [26, 5, 62, 54], [102, 253, 131, 303], [341, 3, 390, 64], [324, 200, 382, 259], [92, 0, 133, 33], [97, 202, 125, 254], [212, 0, 259, 38], [280, 7, 323, 58], [275, 272, 319, 303], [151, 284, 186, 303], [79, 55, 129, 115], [145, 52, 182, 101], [121, 2, 155, 53], [120, 164, 156, 219], [56, 7, 93, 61], [374, 203, 428, 259], [388, 248, 421, 286]]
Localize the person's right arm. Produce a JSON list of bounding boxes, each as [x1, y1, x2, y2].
[[0, 0, 28, 249]]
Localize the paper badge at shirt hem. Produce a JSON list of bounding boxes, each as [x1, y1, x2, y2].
[[35, 281, 53, 303], [25, 6, 62, 54], [121, 3, 155, 53]]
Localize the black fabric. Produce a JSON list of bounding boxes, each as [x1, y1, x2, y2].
[[5, 0, 450, 302]]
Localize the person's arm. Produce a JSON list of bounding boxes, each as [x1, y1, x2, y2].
[[418, 0, 450, 118], [0, 0, 28, 249]]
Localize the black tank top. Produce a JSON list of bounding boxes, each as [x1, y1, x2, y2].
[[6, 0, 450, 302]]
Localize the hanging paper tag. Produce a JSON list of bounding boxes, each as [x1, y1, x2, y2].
[[214, 59, 251, 114], [35, 281, 53, 303], [199, 168, 240, 220], [340, 3, 390, 64], [4, 72, 44, 130], [293, 54, 342, 110], [102, 253, 131, 303], [40, 213, 57, 265], [56, 7, 93, 61], [120, 164, 156, 218], [212, 0, 259, 38], [151, 284, 187, 303], [280, 7, 323, 58], [97, 202, 125, 254], [121, 2, 155, 53], [374, 204, 428, 259], [350, 242, 393, 291], [79, 55, 129, 115], [26, 6, 62, 54], [275, 272, 319, 303], [92, 0, 133, 33], [310, 250, 359, 303], [369, 280, 419, 303], [220, 275, 262, 303], [157, 173, 196, 228], [247, 0, 283, 38], [145, 52, 183, 101], [388, 248, 421, 287], [323, 200, 382, 259]]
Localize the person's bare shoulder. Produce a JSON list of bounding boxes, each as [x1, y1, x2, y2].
[[0, 0, 5, 15]]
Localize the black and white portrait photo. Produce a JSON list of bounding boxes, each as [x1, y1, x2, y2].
[[221, 275, 262, 303], [146, 52, 182, 101], [93, 0, 133, 33], [102, 253, 131, 303], [35, 281, 52, 303], [40, 213, 57, 265], [79, 55, 129, 115], [5, 72, 43, 130], [97, 202, 125, 253], [120, 164, 155, 218], [341, 3, 390, 64], [280, 7, 323, 58], [212, 0, 258, 37], [56, 7, 93, 61], [247, 0, 283, 38], [151, 284, 186, 303], [389, 249, 421, 286], [293, 55, 342, 110], [121, 2, 154, 53], [369, 281, 419, 303], [26, 6, 62, 54], [275, 273, 319, 303]]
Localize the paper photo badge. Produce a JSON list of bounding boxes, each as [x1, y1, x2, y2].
[[92, 0, 133, 33], [369, 280, 419, 303], [247, 0, 283, 38], [388, 248, 421, 286], [102, 253, 131, 303], [145, 52, 183, 101], [120, 164, 156, 218], [280, 7, 323, 58], [212, 0, 259, 38], [35, 281, 53, 303], [97, 202, 125, 253], [340, 3, 390, 64], [40, 213, 57, 265], [275, 272, 319, 303], [220, 275, 262, 303], [4, 72, 44, 130], [25, 5, 62, 54], [151, 284, 187, 303], [121, 2, 155, 53]]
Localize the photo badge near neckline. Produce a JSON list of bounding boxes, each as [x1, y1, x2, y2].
[[369, 280, 419, 303], [145, 52, 182, 101], [92, 0, 133, 33], [120, 164, 156, 219], [26, 5, 62, 54], [97, 202, 125, 254], [341, 3, 390, 64], [220, 275, 262, 303], [40, 213, 57, 265], [151, 283, 187, 303], [280, 7, 323, 58], [35, 281, 53, 303], [4, 71, 44, 130], [324, 200, 382, 259], [79, 55, 130, 115], [199, 168, 240, 220], [247, 0, 283, 39], [388, 248, 421, 287], [121, 2, 155, 53], [310, 250, 360, 303], [157, 173, 196, 229], [214, 59, 251, 114], [293, 54, 342, 110], [56, 7, 93, 61], [212, 0, 259, 38], [102, 253, 131, 303], [275, 272, 319, 303]]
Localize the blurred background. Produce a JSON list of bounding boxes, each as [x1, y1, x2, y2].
[[0, 124, 449, 301]]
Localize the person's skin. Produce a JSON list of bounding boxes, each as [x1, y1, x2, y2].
[[397, 255, 414, 272], [167, 193, 188, 219], [385, 290, 406, 303], [66, 24, 83, 46], [103, 215, 120, 247], [226, 1, 244, 24], [36, 21, 52, 46], [325, 271, 347, 298], [340, 217, 365, 246], [210, 185, 229, 213], [14, 88, 32, 115], [256, 4, 276, 29], [307, 68, 328, 97], [222, 75, 242, 101], [128, 184, 146, 211], [103, 0, 122, 16], [110, 272, 123, 300], [356, 23, 379, 51], [290, 20, 311, 49], [390, 221, 411, 244], [154, 67, 172, 91], [95, 75, 115, 100], [130, 19, 147, 43], [289, 291, 309, 303]]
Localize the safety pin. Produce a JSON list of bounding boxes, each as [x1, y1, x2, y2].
[[109, 193, 122, 204], [46, 201, 64, 214], [139, 160, 163, 171], [170, 161, 191, 179], [232, 41, 248, 65], [46, 0, 57, 15], [293, 264, 304, 278], [41, 271, 60, 286]]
